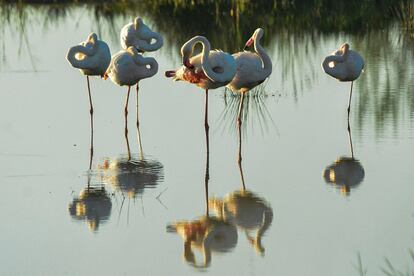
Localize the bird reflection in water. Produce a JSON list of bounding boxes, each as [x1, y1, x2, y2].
[[68, 140, 112, 233], [99, 120, 164, 223], [68, 182, 112, 232], [167, 121, 238, 268], [209, 119, 273, 256], [100, 154, 164, 200], [323, 121, 365, 196]]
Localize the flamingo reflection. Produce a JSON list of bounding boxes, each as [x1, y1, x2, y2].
[[209, 125, 273, 256], [167, 122, 237, 268], [98, 119, 164, 223], [68, 145, 112, 233], [323, 121, 365, 196]]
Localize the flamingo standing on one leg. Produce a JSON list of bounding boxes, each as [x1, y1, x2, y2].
[[120, 17, 164, 128], [321, 43, 364, 124], [104, 46, 158, 157], [165, 36, 236, 133], [226, 28, 272, 163], [66, 33, 111, 157], [120, 17, 164, 53]]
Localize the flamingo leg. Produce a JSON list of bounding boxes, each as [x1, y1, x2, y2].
[[347, 81, 354, 121], [204, 115, 210, 217], [136, 83, 140, 128], [347, 118, 355, 159], [86, 76, 94, 164], [125, 86, 131, 160], [136, 83, 143, 159], [237, 92, 245, 162], [237, 92, 246, 190], [204, 89, 210, 215], [204, 89, 209, 131]]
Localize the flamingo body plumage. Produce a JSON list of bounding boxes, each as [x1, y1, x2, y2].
[[105, 46, 159, 86], [165, 36, 236, 129], [120, 17, 164, 52], [171, 50, 236, 90], [321, 43, 364, 82], [66, 33, 111, 77]]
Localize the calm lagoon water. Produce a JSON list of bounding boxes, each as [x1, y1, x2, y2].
[[1, 4, 414, 276]]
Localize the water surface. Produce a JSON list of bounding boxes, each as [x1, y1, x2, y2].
[[1, 3, 414, 276]]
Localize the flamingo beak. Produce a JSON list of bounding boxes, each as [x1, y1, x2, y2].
[[243, 37, 254, 51], [165, 70, 176, 78]]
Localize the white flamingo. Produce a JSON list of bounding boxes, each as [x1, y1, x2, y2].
[[321, 43, 364, 120], [66, 33, 111, 155], [165, 36, 236, 131], [104, 46, 158, 140], [120, 17, 163, 53], [227, 28, 272, 126], [120, 17, 164, 124]]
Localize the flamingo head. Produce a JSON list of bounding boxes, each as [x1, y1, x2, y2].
[[243, 28, 264, 51], [183, 59, 194, 69], [180, 41, 195, 69], [339, 43, 350, 55], [134, 17, 143, 30], [80, 33, 97, 50]]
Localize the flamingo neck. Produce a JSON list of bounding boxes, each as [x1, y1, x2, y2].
[[184, 36, 230, 83], [253, 35, 272, 77]]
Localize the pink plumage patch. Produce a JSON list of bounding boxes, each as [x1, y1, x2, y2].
[[183, 69, 208, 84]]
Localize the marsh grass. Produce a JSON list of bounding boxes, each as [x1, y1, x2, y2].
[[217, 81, 279, 137], [381, 250, 414, 276]]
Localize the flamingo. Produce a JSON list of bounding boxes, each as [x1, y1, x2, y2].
[[104, 46, 158, 145], [226, 28, 272, 163], [120, 17, 164, 126], [321, 43, 365, 121], [120, 17, 163, 53], [165, 36, 237, 131], [66, 33, 111, 155]]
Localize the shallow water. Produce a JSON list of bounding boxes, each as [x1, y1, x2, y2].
[[1, 5, 414, 276]]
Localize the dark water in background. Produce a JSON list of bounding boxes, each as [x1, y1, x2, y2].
[[0, 1, 414, 275]]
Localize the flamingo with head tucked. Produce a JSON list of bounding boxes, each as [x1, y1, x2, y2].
[[120, 17, 163, 53], [104, 46, 159, 144], [165, 36, 236, 131], [120, 17, 164, 127], [66, 33, 111, 155], [321, 43, 364, 121]]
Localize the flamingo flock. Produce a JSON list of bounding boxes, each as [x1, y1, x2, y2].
[[66, 17, 365, 155]]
